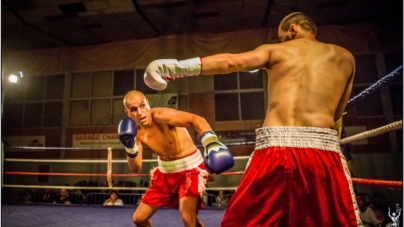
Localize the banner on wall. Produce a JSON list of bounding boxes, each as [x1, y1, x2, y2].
[[72, 133, 121, 148], [2, 136, 45, 147], [145, 93, 178, 109]]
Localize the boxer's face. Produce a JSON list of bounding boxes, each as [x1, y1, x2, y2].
[[125, 94, 151, 126]]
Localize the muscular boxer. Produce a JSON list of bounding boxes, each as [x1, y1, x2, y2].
[[118, 90, 234, 227], [143, 12, 362, 227]]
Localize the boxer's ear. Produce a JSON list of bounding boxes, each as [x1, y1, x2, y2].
[[289, 24, 297, 39]]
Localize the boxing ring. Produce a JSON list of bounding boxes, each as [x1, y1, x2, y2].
[[1, 66, 403, 227]]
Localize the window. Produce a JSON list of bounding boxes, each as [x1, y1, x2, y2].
[[215, 93, 239, 121], [70, 69, 151, 126], [70, 100, 90, 126], [352, 54, 383, 117], [390, 85, 403, 116], [214, 70, 265, 121], [3, 103, 23, 128], [44, 102, 63, 127], [135, 69, 157, 94], [353, 86, 383, 117], [384, 52, 403, 76], [71, 73, 91, 98], [92, 71, 112, 97], [354, 55, 378, 84], [113, 70, 134, 96], [91, 99, 111, 125], [26, 76, 46, 100], [46, 75, 65, 99], [2, 74, 64, 128]]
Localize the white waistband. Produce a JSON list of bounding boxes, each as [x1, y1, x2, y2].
[[157, 150, 203, 173], [255, 126, 341, 153]]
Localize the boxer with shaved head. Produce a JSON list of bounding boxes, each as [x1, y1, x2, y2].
[[118, 90, 234, 227]]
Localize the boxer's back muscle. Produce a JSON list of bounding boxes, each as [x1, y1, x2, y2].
[[263, 39, 354, 128]]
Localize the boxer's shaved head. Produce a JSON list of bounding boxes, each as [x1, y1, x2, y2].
[[278, 12, 317, 36], [124, 90, 145, 107]]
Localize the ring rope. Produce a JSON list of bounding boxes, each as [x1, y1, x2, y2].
[[3, 119, 401, 155], [351, 178, 403, 190], [5, 117, 401, 165], [4, 171, 402, 190], [346, 65, 402, 109], [7, 119, 400, 163], [339, 120, 402, 145], [4, 171, 149, 177], [4, 141, 256, 151], [1, 184, 235, 191], [4, 156, 251, 163]]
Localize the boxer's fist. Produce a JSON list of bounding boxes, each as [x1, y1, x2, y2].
[[201, 131, 234, 174], [144, 57, 201, 90], [118, 117, 138, 158]]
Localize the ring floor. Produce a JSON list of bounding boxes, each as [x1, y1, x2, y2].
[[1, 204, 225, 227]]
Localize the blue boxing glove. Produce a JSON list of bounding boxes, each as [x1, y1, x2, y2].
[[118, 117, 138, 158], [201, 131, 234, 174]]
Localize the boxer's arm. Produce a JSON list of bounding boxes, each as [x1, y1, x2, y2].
[[152, 107, 212, 135], [200, 45, 271, 75], [127, 139, 143, 173], [335, 54, 356, 121], [144, 44, 272, 90], [334, 116, 343, 139]]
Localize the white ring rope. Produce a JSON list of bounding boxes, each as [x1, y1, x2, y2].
[[3, 120, 402, 164], [339, 120, 402, 145], [4, 156, 251, 163]]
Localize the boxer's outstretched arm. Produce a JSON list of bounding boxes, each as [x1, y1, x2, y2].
[[143, 44, 272, 90], [200, 45, 271, 75]]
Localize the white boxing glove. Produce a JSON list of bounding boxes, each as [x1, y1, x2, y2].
[[144, 57, 201, 90]]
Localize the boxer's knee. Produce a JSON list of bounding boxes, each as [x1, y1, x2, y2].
[[132, 212, 151, 227], [180, 211, 197, 227]]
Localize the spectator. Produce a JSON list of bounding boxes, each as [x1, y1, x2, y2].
[[103, 190, 124, 206], [53, 188, 71, 205], [41, 189, 56, 203], [19, 188, 33, 203], [215, 190, 228, 207], [373, 204, 393, 227], [356, 193, 380, 227], [72, 183, 85, 205]]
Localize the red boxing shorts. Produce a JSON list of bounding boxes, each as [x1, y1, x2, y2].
[[141, 151, 208, 209], [221, 126, 363, 227]]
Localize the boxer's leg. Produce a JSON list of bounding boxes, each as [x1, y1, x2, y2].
[[179, 196, 205, 227], [132, 202, 160, 227]]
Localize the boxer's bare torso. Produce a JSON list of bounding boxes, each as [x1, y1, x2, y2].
[[262, 38, 355, 128], [136, 109, 197, 161], [124, 91, 210, 162], [201, 29, 355, 129]]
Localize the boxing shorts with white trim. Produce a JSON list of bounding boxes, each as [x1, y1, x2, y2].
[[141, 150, 208, 209], [221, 126, 363, 227]]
